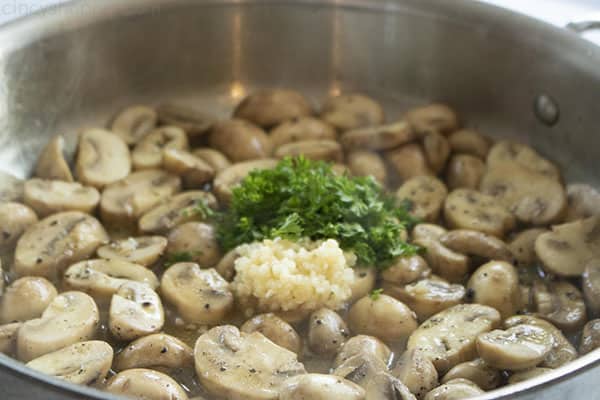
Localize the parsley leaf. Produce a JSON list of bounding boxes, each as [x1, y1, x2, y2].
[[181, 198, 216, 219], [217, 157, 419, 269], [163, 251, 197, 268], [370, 288, 384, 300], [395, 198, 421, 230]]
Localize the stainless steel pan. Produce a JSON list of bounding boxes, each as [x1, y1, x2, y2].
[[0, 0, 600, 398]]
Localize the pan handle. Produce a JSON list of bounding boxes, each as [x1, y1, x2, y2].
[[566, 14, 600, 34], [567, 21, 600, 33]]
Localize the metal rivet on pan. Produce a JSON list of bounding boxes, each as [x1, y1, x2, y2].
[[534, 94, 560, 126]]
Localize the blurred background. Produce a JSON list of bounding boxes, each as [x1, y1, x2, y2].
[[0, 0, 599, 43]]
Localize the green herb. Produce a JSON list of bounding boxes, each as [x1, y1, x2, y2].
[[217, 156, 419, 269], [181, 198, 215, 219], [163, 251, 196, 267], [396, 198, 421, 230], [370, 288, 384, 300]]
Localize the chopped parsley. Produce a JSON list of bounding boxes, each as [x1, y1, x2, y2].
[[369, 288, 384, 300], [163, 251, 196, 267], [396, 198, 421, 230], [181, 198, 215, 219], [217, 157, 419, 269]]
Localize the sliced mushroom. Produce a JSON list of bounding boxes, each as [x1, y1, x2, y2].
[[139, 191, 217, 235], [467, 261, 520, 319], [214, 248, 239, 281], [0, 272, 7, 304], [162, 148, 215, 187], [380, 255, 431, 285], [100, 169, 181, 228], [340, 121, 415, 151], [422, 378, 484, 400], [583, 261, 600, 316], [385, 143, 433, 182], [504, 315, 577, 368], [14, 211, 108, 281], [445, 154, 485, 190], [0, 202, 38, 251], [106, 368, 188, 400], [443, 189, 515, 238], [131, 126, 189, 170], [321, 93, 384, 131], [76, 128, 131, 189], [333, 352, 388, 389], [447, 129, 490, 159], [440, 230, 513, 261], [579, 319, 600, 355], [209, 119, 273, 162], [64, 259, 159, 302], [383, 279, 465, 321], [441, 358, 500, 390], [97, 236, 167, 266], [234, 89, 312, 128], [0, 172, 24, 202], [349, 267, 377, 303], [411, 224, 469, 283], [347, 294, 417, 343], [110, 105, 157, 145], [161, 263, 233, 325], [109, 281, 164, 341], [194, 325, 306, 400], [213, 159, 278, 205], [507, 228, 547, 268], [307, 308, 349, 356], [480, 163, 566, 225], [0, 277, 57, 324], [365, 372, 417, 400], [192, 148, 231, 172], [422, 132, 450, 174], [114, 333, 193, 371], [24, 178, 100, 217], [280, 373, 365, 400], [487, 141, 560, 180], [565, 183, 600, 221], [166, 222, 222, 268], [396, 176, 447, 222], [274, 139, 343, 163], [17, 291, 99, 361], [406, 304, 501, 373], [241, 313, 302, 354], [157, 102, 214, 138], [0, 323, 21, 354], [476, 324, 554, 370], [392, 348, 439, 398], [405, 104, 458, 136], [535, 216, 600, 277], [532, 280, 587, 332], [508, 368, 553, 384], [270, 116, 336, 148], [381, 255, 431, 286], [26, 340, 113, 385], [34, 135, 73, 181], [334, 335, 391, 368], [347, 150, 387, 184], [410, 223, 444, 244]]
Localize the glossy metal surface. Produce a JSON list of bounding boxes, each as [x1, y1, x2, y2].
[[0, 0, 600, 399]]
